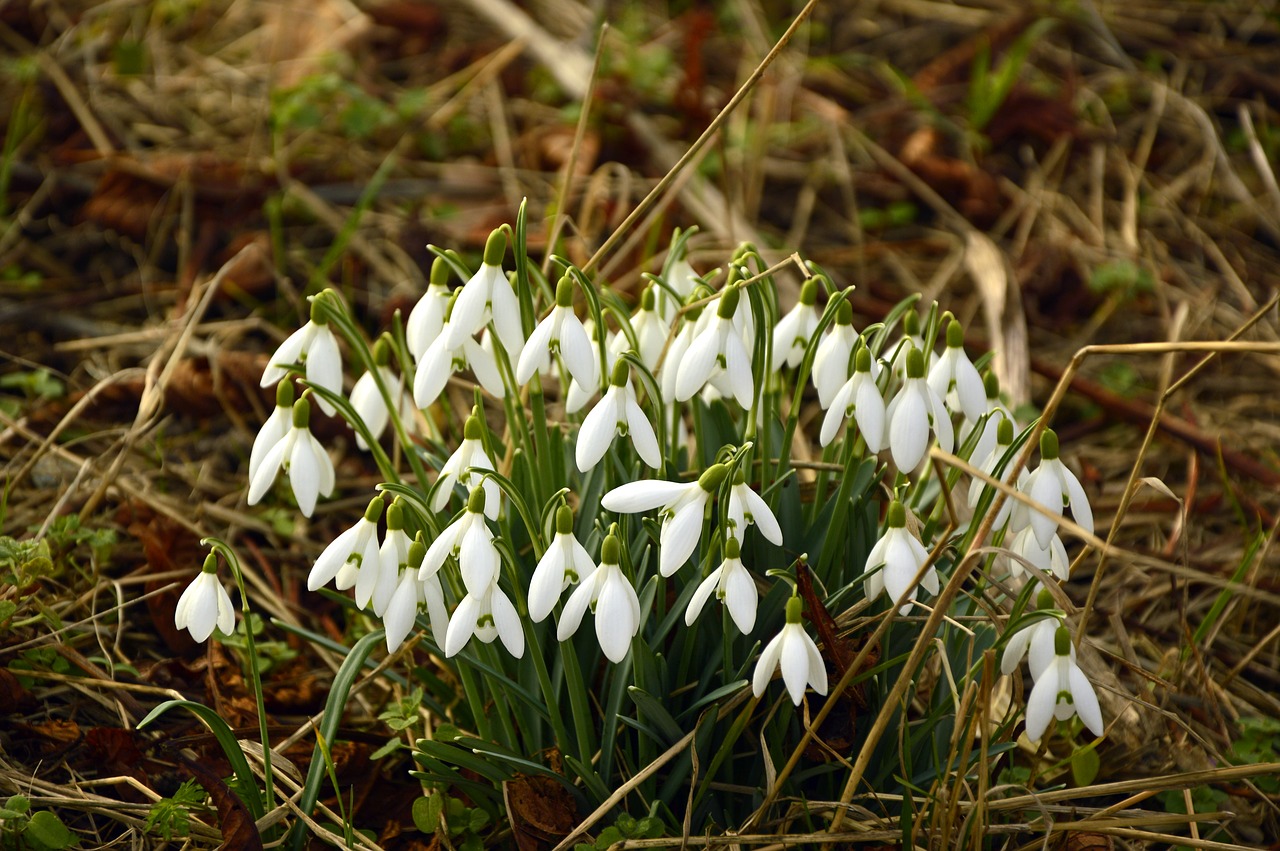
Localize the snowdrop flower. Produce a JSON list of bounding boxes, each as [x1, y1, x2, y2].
[[1009, 525, 1071, 583], [812, 300, 859, 409], [414, 293, 505, 408], [864, 501, 939, 614], [1001, 590, 1070, 679], [675, 284, 753, 408], [446, 578, 524, 658], [444, 229, 524, 358], [365, 500, 412, 616], [820, 346, 886, 450], [308, 496, 383, 593], [1012, 429, 1094, 548], [928, 319, 985, 421], [752, 595, 828, 705], [260, 296, 343, 416], [657, 247, 700, 323], [657, 291, 707, 401], [528, 505, 596, 622], [685, 536, 757, 633], [963, 371, 1016, 467], [602, 463, 730, 577], [887, 309, 928, 378], [420, 487, 500, 595], [247, 395, 335, 517], [406, 257, 453, 362], [396, 532, 450, 650], [557, 528, 640, 663], [249, 381, 295, 489], [577, 359, 661, 472], [349, 337, 414, 450], [175, 554, 236, 643], [433, 415, 499, 519], [726, 471, 783, 546], [516, 275, 597, 390], [772, 277, 821, 369], [1024, 627, 1104, 742], [884, 348, 954, 472], [628, 285, 671, 372], [967, 417, 1027, 532]]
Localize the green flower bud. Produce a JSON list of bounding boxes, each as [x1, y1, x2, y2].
[[291, 396, 311, 428], [430, 255, 450, 287], [799, 277, 818, 306], [555, 504, 574, 535], [555, 275, 575, 308], [363, 497, 385, 523], [886, 501, 906, 529], [946, 319, 964, 349], [905, 348, 925, 379], [725, 536, 741, 559], [1054, 626, 1071, 656], [697, 463, 730, 492], [275, 379, 295, 409], [717, 284, 741, 320], [483, 229, 507, 266], [1040, 429, 1060, 461], [201, 553, 218, 575], [785, 595, 802, 624], [467, 486, 487, 514], [464, 415, 484, 441]]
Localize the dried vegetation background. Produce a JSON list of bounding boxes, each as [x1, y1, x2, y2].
[[1, 0, 1279, 847]]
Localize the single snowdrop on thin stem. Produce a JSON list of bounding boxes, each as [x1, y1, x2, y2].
[[348, 336, 415, 450], [1024, 627, 1104, 743], [752, 595, 827, 706], [772, 277, 821, 369], [864, 501, 939, 614], [629, 285, 671, 373], [434, 414, 500, 518], [657, 288, 708, 402], [928, 319, 986, 421], [368, 499, 412, 617], [444, 228, 524, 359], [246, 394, 335, 517], [1001, 587, 1070, 680], [557, 526, 640, 664], [885, 347, 954, 472], [602, 462, 730, 577], [414, 292, 505, 408], [406, 256, 453, 362], [726, 470, 782, 546], [308, 496, 383, 593], [812, 300, 859, 409], [577, 358, 661, 472], [446, 576, 524, 658], [260, 294, 344, 416], [420, 486, 501, 596], [528, 504, 596, 623], [1012, 428, 1094, 548], [174, 553, 236, 643], [249, 380, 296, 489], [685, 535, 757, 634], [820, 345, 886, 450], [516, 275, 597, 390]]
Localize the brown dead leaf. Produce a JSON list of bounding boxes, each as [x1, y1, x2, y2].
[[171, 749, 263, 850], [505, 774, 578, 850], [0, 669, 35, 713]]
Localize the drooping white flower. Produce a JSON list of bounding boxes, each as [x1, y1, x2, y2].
[[812, 300, 859, 409], [658, 295, 704, 402], [726, 471, 783, 546], [602, 463, 730, 577], [628, 285, 671, 372], [419, 487, 500, 595], [1001, 590, 1070, 680], [685, 536, 757, 633], [1009, 525, 1071, 583], [348, 337, 415, 450], [175, 554, 236, 643], [528, 505, 597, 623], [1024, 626, 1104, 742], [443, 229, 524, 359], [556, 529, 640, 663], [406, 257, 453, 362], [445, 579, 524, 658], [308, 497, 383, 593], [752, 595, 828, 705], [884, 347, 954, 472], [1012, 429, 1094, 548], [247, 396, 335, 517], [384, 534, 450, 654], [772, 277, 821, 369], [577, 359, 661, 472], [674, 284, 753, 408], [433, 414, 500, 519], [260, 297, 343, 416], [414, 294, 505, 408], [887, 309, 929, 379], [962, 371, 1017, 467], [366, 500, 413, 617], [820, 346, 886, 450], [657, 244, 701, 323], [249, 381, 296, 488], [864, 501, 939, 614], [516, 275, 597, 390], [967, 417, 1027, 532], [565, 318, 612, 414], [927, 319, 986, 421]]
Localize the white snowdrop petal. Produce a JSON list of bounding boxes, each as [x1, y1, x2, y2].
[[446, 273, 489, 348], [422, 573, 449, 647], [722, 562, 757, 633], [780, 628, 812, 705], [261, 325, 311, 387], [444, 596, 480, 657], [384, 573, 421, 653], [560, 316, 598, 391], [1028, 467, 1064, 548], [659, 500, 704, 576], [595, 576, 634, 663], [556, 575, 596, 642], [602, 480, 690, 513], [247, 438, 289, 505], [1027, 622, 1062, 680], [528, 544, 567, 623], [459, 522, 499, 594], [289, 437, 321, 517], [492, 588, 525, 658], [515, 317, 554, 384], [214, 582, 236, 636], [414, 338, 453, 407], [890, 388, 929, 472], [249, 410, 290, 487], [576, 392, 618, 473], [803, 631, 828, 696], [675, 331, 719, 401], [724, 334, 754, 408], [684, 567, 722, 626], [1068, 664, 1104, 737], [854, 377, 886, 452], [1023, 661, 1060, 741], [752, 632, 785, 697], [624, 396, 662, 469], [1059, 463, 1094, 536], [1000, 628, 1033, 676], [307, 329, 344, 415], [742, 487, 782, 546]]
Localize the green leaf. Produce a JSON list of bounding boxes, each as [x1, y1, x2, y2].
[[1071, 744, 1101, 787], [411, 794, 443, 834], [26, 810, 79, 849]]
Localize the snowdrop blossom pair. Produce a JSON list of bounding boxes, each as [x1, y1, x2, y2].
[[434, 415, 500, 518], [1000, 587, 1070, 679], [528, 505, 596, 622], [260, 295, 343, 416], [557, 527, 641, 663], [752, 595, 827, 705], [174, 554, 236, 643], [414, 291, 505, 408], [1012, 429, 1094, 547], [685, 535, 756, 633], [247, 392, 335, 517], [864, 501, 939, 614], [675, 283, 754, 408], [444, 229, 524, 359]]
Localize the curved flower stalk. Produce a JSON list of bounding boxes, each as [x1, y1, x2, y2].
[[602, 463, 730, 577], [247, 395, 335, 517], [308, 496, 383, 593], [864, 501, 939, 614], [1024, 627, 1104, 742], [1012, 429, 1094, 548], [772, 277, 821, 369], [528, 504, 596, 622], [349, 337, 415, 450], [675, 284, 753, 408], [927, 319, 986, 421], [752, 595, 828, 705], [445, 578, 524, 658], [406, 257, 453, 362], [516, 275, 597, 390], [175, 553, 236, 642], [414, 293, 505, 408], [884, 348, 954, 472], [433, 415, 500, 519], [384, 535, 449, 653], [726, 470, 782, 546], [577, 358, 662, 472], [249, 380, 296, 488], [557, 527, 640, 663], [444, 229, 524, 359], [420, 487, 500, 595], [812, 300, 859, 409], [967, 417, 1027, 532], [963, 371, 1017, 467], [260, 296, 344, 416], [820, 346, 886, 450], [1001, 589, 1070, 679], [685, 535, 757, 633]]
